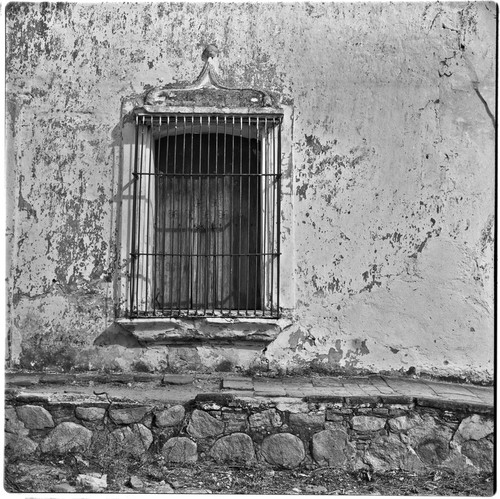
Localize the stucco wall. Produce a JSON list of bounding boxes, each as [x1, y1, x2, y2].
[[6, 2, 495, 381]]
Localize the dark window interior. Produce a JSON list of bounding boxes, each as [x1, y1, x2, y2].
[[154, 132, 261, 314]]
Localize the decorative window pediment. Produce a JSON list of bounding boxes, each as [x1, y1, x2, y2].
[[133, 45, 281, 114]]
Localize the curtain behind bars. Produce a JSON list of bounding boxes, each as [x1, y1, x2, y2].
[[155, 131, 261, 313]]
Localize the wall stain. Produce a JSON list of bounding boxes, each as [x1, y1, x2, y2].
[[18, 175, 37, 220]]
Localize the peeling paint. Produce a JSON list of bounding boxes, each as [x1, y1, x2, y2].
[[5, 2, 495, 382]]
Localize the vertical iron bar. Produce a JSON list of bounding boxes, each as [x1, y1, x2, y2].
[[270, 120, 276, 317], [169, 116, 176, 316], [254, 117, 259, 316], [195, 116, 202, 315], [189, 115, 194, 314], [158, 117, 164, 313], [262, 117, 268, 315], [213, 116, 219, 315], [129, 116, 140, 316], [276, 119, 282, 316], [145, 120, 153, 315], [230, 116, 235, 314], [221, 116, 226, 314], [246, 117, 251, 315], [136, 117, 145, 315], [204, 116, 211, 315], [237, 116, 243, 316], [178, 116, 186, 314]]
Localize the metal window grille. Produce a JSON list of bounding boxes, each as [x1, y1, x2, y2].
[[130, 114, 282, 318]]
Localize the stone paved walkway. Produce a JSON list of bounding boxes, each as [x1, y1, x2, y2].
[[5, 372, 493, 413]]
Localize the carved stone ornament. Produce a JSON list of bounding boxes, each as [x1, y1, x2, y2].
[[135, 45, 281, 114]]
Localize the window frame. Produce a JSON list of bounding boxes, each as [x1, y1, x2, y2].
[[128, 112, 283, 319]]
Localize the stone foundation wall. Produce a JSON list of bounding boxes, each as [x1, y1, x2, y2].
[[5, 397, 493, 473]]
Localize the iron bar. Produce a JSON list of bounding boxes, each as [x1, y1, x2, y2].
[[145, 121, 153, 315], [270, 123, 276, 317], [204, 116, 211, 315], [129, 116, 140, 315], [133, 172, 279, 177], [245, 117, 252, 315], [237, 116, 243, 315], [195, 116, 203, 314], [160, 117, 167, 311], [230, 116, 235, 310], [254, 117, 260, 315], [276, 120, 282, 314], [169, 116, 176, 315], [213, 116, 219, 314], [136, 117, 145, 315], [157, 117, 163, 313], [221, 115, 227, 314], [262, 117, 268, 312], [177, 116, 186, 313], [188, 116, 194, 310]]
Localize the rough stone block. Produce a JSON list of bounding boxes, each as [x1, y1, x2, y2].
[[312, 429, 348, 466], [128, 476, 144, 489], [109, 406, 150, 424], [399, 414, 454, 466], [364, 434, 424, 472], [53, 483, 77, 493], [415, 436, 450, 465], [210, 433, 255, 464], [76, 473, 107, 492], [108, 424, 153, 456], [5, 433, 38, 458], [352, 415, 386, 432], [261, 433, 305, 468], [325, 421, 346, 431], [461, 438, 494, 471], [5, 406, 29, 436], [455, 414, 494, 442], [372, 408, 389, 416], [162, 437, 198, 463], [155, 405, 185, 427], [289, 413, 324, 431], [195, 393, 234, 405], [388, 414, 423, 432], [222, 412, 248, 432], [327, 408, 353, 416], [325, 412, 344, 422], [40, 422, 93, 454], [275, 400, 309, 414], [16, 405, 54, 429], [187, 409, 224, 439], [249, 409, 282, 429], [75, 407, 106, 422]]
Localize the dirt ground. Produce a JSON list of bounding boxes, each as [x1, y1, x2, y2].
[[4, 454, 495, 495]]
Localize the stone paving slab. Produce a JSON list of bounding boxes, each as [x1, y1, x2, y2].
[[4, 372, 493, 413], [221, 379, 254, 390]]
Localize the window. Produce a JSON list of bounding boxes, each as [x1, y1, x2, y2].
[[129, 113, 282, 318]]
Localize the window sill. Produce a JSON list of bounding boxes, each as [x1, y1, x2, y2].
[[116, 317, 289, 346]]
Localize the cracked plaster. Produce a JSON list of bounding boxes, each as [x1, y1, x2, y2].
[[5, 2, 495, 381]]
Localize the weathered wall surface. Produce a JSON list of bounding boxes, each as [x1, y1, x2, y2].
[[6, 3, 495, 381]]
